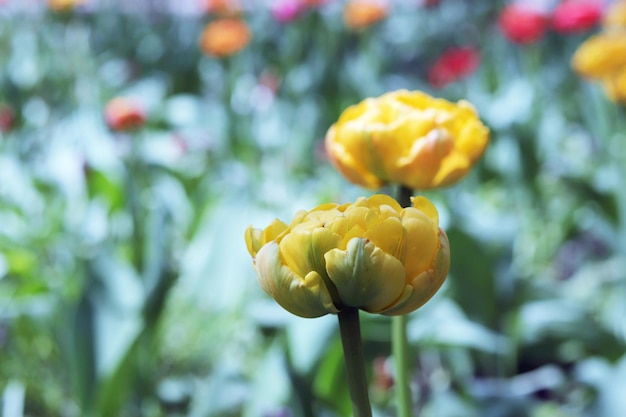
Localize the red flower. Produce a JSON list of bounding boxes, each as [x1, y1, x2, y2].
[[498, 3, 548, 45], [427, 46, 480, 89], [104, 97, 146, 132], [0, 104, 14, 134], [552, 0, 602, 34]]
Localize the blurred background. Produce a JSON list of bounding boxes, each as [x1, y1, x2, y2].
[[1, 0, 626, 416]]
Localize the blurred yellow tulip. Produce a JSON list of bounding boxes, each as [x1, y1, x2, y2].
[[325, 90, 489, 190], [571, 31, 626, 79], [245, 194, 449, 318], [48, 0, 85, 11]]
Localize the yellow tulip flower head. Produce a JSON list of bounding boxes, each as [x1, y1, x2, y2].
[[571, 31, 626, 79], [324, 90, 490, 191], [245, 194, 450, 318]]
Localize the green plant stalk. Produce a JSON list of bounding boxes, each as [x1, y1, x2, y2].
[[392, 314, 411, 417], [393, 185, 414, 417], [337, 308, 373, 417]]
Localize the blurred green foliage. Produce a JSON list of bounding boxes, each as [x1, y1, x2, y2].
[[1, 1, 626, 416]]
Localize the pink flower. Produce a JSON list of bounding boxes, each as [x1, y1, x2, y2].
[[499, 3, 549, 45], [271, 0, 304, 23], [427, 46, 480, 89], [552, 0, 602, 34]]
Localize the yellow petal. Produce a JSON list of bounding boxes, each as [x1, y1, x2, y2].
[[279, 227, 341, 279], [382, 229, 450, 315], [572, 32, 626, 78], [431, 152, 470, 188], [400, 214, 439, 279], [364, 216, 404, 256], [393, 127, 453, 188], [255, 242, 337, 318], [325, 128, 385, 189], [409, 196, 439, 223], [324, 238, 406, 313], [359, 194, 403, 213], [245, 226, 264, 257]]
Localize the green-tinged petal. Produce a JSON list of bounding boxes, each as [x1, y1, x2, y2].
[[279, 228, 340, 278], [325, 238, 406, 313], [255, 242, 337, 318], [382, 229, 449, 316], [379, 270, 437, 316]]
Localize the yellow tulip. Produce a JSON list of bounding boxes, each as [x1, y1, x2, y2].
[[324, 90, 489, 190], [571, 31, 626, 79], [47, 0, 85, 11], [245, 194, 450, 318]]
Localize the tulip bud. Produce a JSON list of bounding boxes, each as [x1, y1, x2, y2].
[[324, 90, 489, 190], [343, 0, 389, 30], [498, 3, 548, 45], [47, 0, 86, 11], [551, 0, 602, 34], [245, 194, 450, 318], [198, 18, 251, 58], [572, 31, 626, 79], [427, 46, 481, 89], [104, 97, 146, 132]]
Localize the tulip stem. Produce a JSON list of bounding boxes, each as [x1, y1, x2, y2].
[[337, 308, 373, 417], [393, 185, 414, 417], [392, 314, 412, 417]]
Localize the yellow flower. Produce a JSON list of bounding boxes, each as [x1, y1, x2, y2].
[[571, 31, 626, 79], [603, 69, 626, 103], [48, 0, 85, 11], [604, 0, 626, 29], [325, 90, 489, 190], [245, 194, 449, 318]]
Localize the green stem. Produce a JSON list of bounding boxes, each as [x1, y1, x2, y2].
[[125, 134, 144, 274], [393, 184, 414, 417], [337, 308, 372, 417], [392, 315, 412, 417]]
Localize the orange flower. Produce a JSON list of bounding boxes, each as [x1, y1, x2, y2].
[[343, 0, 389, 30], [199, 18, 251, 58], [104, 98, 146, 132], [201, 0, 242, 16], [48, 0, 86, 11]]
